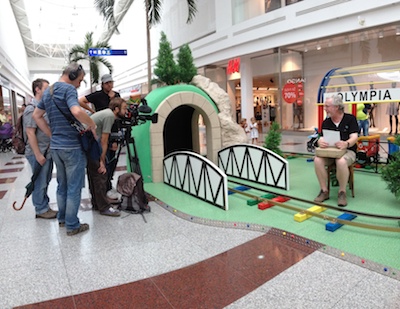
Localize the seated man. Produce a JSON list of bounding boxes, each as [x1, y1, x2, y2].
[[314, 95, 359, 207]]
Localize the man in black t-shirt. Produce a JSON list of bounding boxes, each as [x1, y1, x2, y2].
[[79, 74, 122, 196], [79, 74, 120, 113], [313, 95, 359, 207]]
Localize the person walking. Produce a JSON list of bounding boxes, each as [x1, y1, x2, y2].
[[24, 78, 57, 219], [33, 62, 97, 236]]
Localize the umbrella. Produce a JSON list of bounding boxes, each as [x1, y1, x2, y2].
[[12, 148, 49, 211]]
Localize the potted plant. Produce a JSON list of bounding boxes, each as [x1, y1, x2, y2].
[[263, 121, 283, 157], [381, 134, 400, 200]]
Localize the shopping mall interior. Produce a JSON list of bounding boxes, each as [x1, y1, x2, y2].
[[1, 0, 400, 308]]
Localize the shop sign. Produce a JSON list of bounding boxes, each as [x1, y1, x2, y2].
[[324, 89, 400, 102], [287, 78, 306, 84], [227, 58, 240, 75]]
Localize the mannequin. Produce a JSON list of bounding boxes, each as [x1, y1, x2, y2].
[[387, 102, 399, 135], [387, 82, 399, 135]]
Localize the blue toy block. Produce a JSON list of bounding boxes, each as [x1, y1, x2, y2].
[[234, 186, 250, 191], [228, 186, 250, 195], [326, 213, 357, 232]]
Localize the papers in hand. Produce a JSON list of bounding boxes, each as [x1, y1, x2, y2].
[[322, 129, 340, 146]]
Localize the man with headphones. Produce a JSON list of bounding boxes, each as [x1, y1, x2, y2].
[[33, 62, 97, 236]]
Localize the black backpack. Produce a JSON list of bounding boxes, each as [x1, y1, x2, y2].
[[117, 172, 150, 213]]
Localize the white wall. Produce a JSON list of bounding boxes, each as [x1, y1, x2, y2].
[[0, 0, 31, 95]]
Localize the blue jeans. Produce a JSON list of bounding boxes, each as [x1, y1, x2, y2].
[[26, 153, 53, 215], [358, 119, 369, 136], [51, 148, 86, 231]]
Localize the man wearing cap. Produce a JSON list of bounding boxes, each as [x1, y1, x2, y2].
[[79, 74, 121, 113], [79, 73, 122, 198]]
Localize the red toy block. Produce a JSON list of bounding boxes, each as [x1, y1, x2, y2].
[[272, 196, 290, 203], [258, 202, 274, 210]]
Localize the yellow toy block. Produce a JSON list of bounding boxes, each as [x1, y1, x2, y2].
[[294, 205, 326, 222]]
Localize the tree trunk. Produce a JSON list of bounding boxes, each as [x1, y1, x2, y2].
[[145, 0, 152, 94]]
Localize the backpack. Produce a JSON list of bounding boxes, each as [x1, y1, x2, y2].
[[117, 172, 150, 213], [12, 114, 26, 154]]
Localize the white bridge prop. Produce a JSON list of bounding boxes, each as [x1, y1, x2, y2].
[[218, 144, 290, 190], [163, 145, 289, 211], [163, 151, 229, 210]]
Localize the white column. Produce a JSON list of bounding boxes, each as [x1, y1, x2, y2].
[[240, 56, 254, 122]]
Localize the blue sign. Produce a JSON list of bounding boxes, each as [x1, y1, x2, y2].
[[88, 48, 127, 56]]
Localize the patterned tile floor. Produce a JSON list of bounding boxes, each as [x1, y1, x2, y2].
[[0, 132, 399, 308]]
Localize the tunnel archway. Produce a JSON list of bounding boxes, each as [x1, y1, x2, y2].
[[164, 105, 195, 155]]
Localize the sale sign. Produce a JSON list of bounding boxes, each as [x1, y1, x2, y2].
[[282, 81, 304, 104], [282, 83, 298, 103]]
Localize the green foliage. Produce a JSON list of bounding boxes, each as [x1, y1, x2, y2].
[[263, 122, 283, 157], [381, 135, 400, 200], [176, 44, 197, 83], [154, 32, 178, 85], [68, 32, 113, 87]]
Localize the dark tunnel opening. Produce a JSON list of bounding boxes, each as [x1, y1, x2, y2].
[[164, 105, 194, 156]]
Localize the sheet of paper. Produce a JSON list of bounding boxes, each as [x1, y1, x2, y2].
[[323, 129, 340, 146]]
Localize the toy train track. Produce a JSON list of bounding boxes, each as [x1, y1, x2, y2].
[[228, 179, 400, 220], [227, 181, 400, 233]]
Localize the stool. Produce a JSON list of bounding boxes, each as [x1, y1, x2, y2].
[[327, 163, 354, 197]]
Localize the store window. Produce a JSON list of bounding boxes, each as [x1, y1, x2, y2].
[[265, 0, 281, 13], [16, 94, 25, 117], [0, 86, 11, 124], [285, 0, 303, 5]]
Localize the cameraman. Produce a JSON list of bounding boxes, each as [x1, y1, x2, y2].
[[88, 97, 127, 216], [79, 73, 121, 196]]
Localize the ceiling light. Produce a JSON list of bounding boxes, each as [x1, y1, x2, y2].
[[304, 45, 308, 52], [396, 26, 400, 35], [316, 43, 321, 50], [378, 30, 384, 39]]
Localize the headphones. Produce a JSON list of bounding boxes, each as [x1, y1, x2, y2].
[[69, 64, 83, 81]]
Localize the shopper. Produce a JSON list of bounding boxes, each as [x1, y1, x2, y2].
[[24, 78, 57, 219]]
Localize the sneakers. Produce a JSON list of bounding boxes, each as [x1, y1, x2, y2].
[[35, 209, 58, 219], [100, 207, 121, 217], [106, 188, 121, 201], [338, 191, 347, 207], [314, 190, 329, 203], [67, 223, 90, 236]]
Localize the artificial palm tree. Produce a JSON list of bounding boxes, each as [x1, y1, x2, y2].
[[94, 0, 197, 93], [68, 32, 113, 91]]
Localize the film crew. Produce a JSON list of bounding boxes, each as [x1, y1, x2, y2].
[[88, 97, 128, 216], [33, 62, 96, 236], [78, 73, 121, 198]]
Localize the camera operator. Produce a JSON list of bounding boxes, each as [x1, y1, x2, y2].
[[79, 73, 121, 197], [88, 97, 127, 216]]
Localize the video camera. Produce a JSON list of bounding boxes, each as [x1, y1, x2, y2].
[[110, 98, 158, 143]]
